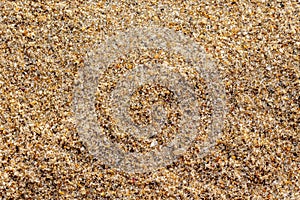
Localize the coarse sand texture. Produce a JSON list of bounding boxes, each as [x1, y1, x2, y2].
[[0, 0, 299, 199]]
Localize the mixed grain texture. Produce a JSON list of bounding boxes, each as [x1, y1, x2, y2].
[[0, 0, 299, 199]]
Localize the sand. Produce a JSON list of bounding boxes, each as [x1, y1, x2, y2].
[[0, 0, 299, 199]]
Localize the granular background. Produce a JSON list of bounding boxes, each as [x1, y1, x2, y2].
[[0, 0, 299, 199]]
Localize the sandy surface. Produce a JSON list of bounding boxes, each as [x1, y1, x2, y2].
[[0, 0, 299, 199]]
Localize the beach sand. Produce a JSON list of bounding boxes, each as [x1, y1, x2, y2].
[[0, 0, 299, 199]]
